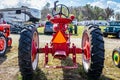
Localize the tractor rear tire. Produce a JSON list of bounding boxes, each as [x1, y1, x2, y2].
[[82, 25, 104, 80], [112, 48, 120, 68], [0, 32, 7, 56], [18, 26, 39, 80]]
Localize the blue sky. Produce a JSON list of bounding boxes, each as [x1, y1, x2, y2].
[[49, 0, 120, 12], [0, 0, 120, 12]]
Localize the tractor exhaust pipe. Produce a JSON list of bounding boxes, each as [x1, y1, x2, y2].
[[54, 51, 66, 59]]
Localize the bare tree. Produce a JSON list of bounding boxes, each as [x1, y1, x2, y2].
[[41, 2, 51, 21], [115, 12, 120, 20], [104, 7, 114, 20]]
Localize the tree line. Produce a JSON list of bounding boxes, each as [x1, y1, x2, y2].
[[41, 3, 120, 21]]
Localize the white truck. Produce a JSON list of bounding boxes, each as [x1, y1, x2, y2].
[[0, 6, 41, 33]]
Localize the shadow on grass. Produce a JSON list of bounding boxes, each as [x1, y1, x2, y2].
[[7, 46, 12, 52], [71, 34, 79, 36], [0, 55, 7, 65], [61, 57, 113, 80], [104, 36, 120, 40], [38, 32, 53, 35], [38, 32, 44, 35], [0, 46, 12, 65], [61, 57, 87, 80], [11, 33, 20, 35], [18, 68, 47, 80], [100, 75, 113, 80], [32, 68, 47, 80]]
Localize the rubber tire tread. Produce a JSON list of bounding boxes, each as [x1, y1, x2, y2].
[[18, 27, 37, 80], [83, 25, 105, 80]]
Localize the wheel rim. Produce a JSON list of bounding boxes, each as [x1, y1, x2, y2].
[[82, 31, 91, 72], [0, 37, 6, 54], [113, 51, 120, 65], [31, 31, 39, 70]]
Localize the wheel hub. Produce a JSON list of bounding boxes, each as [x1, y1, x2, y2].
[[31, 31, 39, 70], [114, 52, 119, 65], [32, 40, 37, 62], [114, 54, 118, 61], [83, 41, 90, 60], [83, 32, 90, 60], [0, 38, 5, 51]]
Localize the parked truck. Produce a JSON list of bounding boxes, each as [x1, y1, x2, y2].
[[103, 21, 120, 38], [0, 6, 41, 33]]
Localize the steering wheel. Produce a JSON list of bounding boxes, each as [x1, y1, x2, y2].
[[52, 4, 70, 18]]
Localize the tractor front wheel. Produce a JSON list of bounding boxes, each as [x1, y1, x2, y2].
[[112, 48, 120, 68], [18, 27, 39, 80], [82, 25, 104, 80], [0, 32, 7, 56]]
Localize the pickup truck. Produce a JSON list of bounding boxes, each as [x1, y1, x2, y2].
[[103, 21, 120, 38]]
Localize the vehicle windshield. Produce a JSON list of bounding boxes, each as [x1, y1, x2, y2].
[[109, 21, 120, 26]]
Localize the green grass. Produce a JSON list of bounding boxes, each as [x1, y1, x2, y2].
[[37, 27, 44, 34], [37, 26, 84, 38], [37, 26, 106, 38], [99, 26, 106, 32], [71, 26, 84, 38]]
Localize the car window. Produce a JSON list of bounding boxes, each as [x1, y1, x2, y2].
[[109, 22, 120, 26]]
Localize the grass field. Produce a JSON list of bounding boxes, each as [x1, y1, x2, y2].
[[37, 26, 106, 38]]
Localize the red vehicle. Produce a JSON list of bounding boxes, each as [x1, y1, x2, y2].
[[0, 24, 12, 56], [112, 48, 120, 68], [18, 1, 105, 80]]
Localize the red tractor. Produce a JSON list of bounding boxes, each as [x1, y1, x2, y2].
[[112, 48, 120, 68], [0, 23, 12, 56], [18, 1, 105, 80]]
